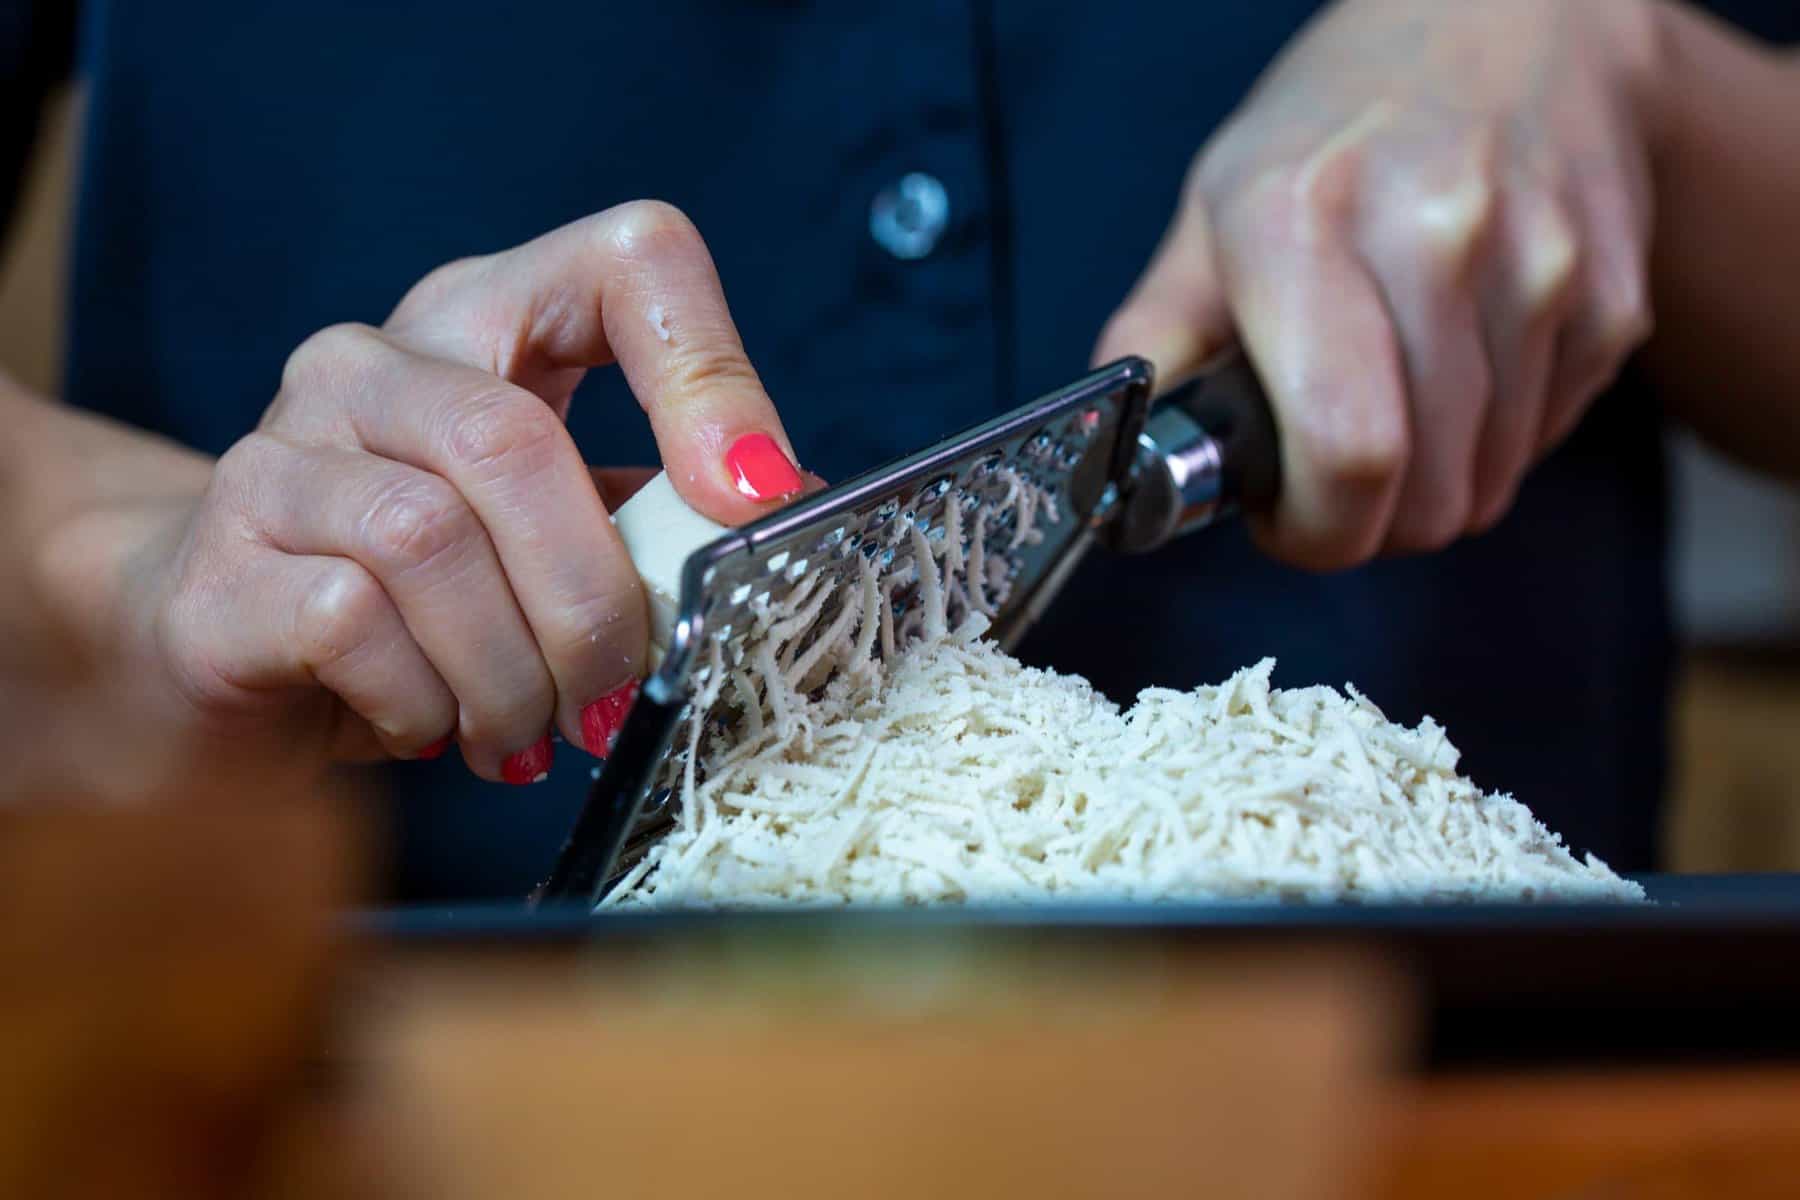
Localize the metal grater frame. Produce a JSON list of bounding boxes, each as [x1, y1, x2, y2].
[[538, 357, 1155, 905]]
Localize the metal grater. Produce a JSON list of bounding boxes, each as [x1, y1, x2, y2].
[[538, 352, 1277, 905]]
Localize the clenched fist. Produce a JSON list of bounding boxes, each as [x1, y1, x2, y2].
[[1098, 0, 1663, 567]]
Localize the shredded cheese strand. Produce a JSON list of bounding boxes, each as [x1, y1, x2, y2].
[[606, 470, 1640, 909], [608, 635, 1642, 908]]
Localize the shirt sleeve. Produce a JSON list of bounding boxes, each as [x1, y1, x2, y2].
[[0, 0, 77, 240]]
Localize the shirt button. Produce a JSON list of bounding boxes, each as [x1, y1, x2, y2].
[[869, 172, 949, 260]]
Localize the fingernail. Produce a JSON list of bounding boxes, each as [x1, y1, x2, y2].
[[501, 736, 553, 785], [581, 679, 641, 758], [415, 735, 452, 761], [725, 433, 803, 502]]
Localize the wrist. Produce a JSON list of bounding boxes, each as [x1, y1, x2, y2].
[[0, 382, 207, 659], [3, 383, 212, 532]]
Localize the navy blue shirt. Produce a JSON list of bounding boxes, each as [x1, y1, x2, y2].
[[8, 2, 1799, 897]]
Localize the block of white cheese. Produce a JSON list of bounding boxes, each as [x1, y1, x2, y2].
[[613, 472, 730, 669]]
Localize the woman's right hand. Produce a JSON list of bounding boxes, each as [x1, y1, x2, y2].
[[34, 202, 803, 791]]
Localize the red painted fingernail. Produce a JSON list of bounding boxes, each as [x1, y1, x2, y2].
[[501, 736, 553, 785], [581, 679, 641, 758], [415, 735, 452, 761], [725, 433, 803, 502]]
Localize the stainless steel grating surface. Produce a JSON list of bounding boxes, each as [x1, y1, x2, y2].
[[542, 358, 1155, 903]]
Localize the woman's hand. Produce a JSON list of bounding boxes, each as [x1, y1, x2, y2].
[[30, 202, 802, 791], [1096, 0, 1664, 568]]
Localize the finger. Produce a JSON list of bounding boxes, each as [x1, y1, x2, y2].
[[1468, 188, 1581, 532], [162, 538, 456, 762], [1541, 154, 1655, 452], [221, 433, 557, 781], [1365, 281, 1489, 555], [1356, 164, 1498, 554], [1092, 188, 1233, 386], [1214, 166, 1410, 570], [384, 200, 804, 526], [271, 325, 646, 758]]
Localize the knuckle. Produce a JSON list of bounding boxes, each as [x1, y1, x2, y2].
[[458, 691, 553, 754], [1467, 488, 1515, 536], [399, 255, 488, 314], [205, 435, 284, 529], [1382, 516, 1452, 559], [1341, 503, 1400, 567], [1185, 149, 1237, 217], [1301, 404, 1409, 492], [1594, 281, 1655, 357], [294, 562, 385, 674], [1263, 517, 1380, 574], [1410, 174, 1497, 284], [1188, 141, 1229, 194], [1266, 106, 1395, 236], [1519, 204, 1582, 315], [1413, 493, 1472, 553], [1251, 160, 1356, 245], [1274, 388, 1410, 572], [156, 595, 245, 721], [212, 432, 281, 492], [666, 343, 762, 400], [385, 257, 502, 358], [442, 390, 564, 478], [1304, 540, 1373, 574], [543, 584, 647, 670], [280, 322, 381, 396], [602, 198, 702, 260], [361, 475, 474, 574]]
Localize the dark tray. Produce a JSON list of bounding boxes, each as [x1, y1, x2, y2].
[[363, 874, 1800, 1070]]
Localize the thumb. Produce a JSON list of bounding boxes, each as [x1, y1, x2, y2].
[[1092, 195, 1233, 388]]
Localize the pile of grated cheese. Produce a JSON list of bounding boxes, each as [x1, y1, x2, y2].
[[607, 613, 1643, 908]]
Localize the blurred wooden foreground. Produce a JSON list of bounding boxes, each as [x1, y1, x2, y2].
[[4, 798, 1800, 1200]]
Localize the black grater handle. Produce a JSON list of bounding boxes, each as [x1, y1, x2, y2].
[[1102, 349, 1282, 554]]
